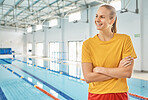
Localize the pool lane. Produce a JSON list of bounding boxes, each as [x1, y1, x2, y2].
[[0, 87, 7, 100], [3, 58, 148, 100], [17, 57, 148, 99], [2, 58, 88, 100], [0, 63, 53, 100], [127, 78, 148, 98], [0, 59, 67, 100]]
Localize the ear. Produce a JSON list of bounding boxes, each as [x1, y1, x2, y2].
[[110, 18, 115, 25]]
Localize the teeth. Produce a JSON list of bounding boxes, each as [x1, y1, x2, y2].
[[98, 24, 102, 25], [96, 22, 102, 25]]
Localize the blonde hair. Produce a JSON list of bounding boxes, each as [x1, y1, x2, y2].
[[100, 5, 117, 33]]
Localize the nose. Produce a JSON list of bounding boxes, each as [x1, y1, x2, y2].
[[95, 17, 100, 22]]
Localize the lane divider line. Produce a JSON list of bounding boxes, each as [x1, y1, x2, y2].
[[2, 59, 74, 100], [0, 63, 59, 100], [10, 58, 148, 100], [128, 93, 148, 100]]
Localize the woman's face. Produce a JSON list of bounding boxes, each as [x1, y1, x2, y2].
[[95, 7, 113, 31]]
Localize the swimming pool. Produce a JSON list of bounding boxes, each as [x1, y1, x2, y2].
[[0, 57, 147, 100]]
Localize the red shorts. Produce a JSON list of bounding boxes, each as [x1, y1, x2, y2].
[[88, 92, 128, 100]]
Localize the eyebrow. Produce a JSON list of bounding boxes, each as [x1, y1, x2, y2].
[[96, 14, 106, 16]]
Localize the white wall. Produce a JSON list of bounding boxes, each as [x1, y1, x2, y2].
[[117, 0, 141, 71], [46, 27, 62, 42], [0, 28, 24, 54], [141, 0, 148, 71], [118, 0, 148, 71], [24, 0, 148, 71], [26, 33, 33, 43], [35, 31, 44, 43]]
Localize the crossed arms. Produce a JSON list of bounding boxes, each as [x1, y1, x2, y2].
[[82, 56, 134, 83]]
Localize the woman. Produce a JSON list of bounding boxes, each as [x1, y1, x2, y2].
[[81, 4, 137, 100]]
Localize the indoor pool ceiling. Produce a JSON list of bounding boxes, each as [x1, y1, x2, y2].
[[0, 0, 115, 29]]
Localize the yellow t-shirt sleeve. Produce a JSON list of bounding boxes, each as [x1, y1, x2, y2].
[[122, 36, 137, 59], [81, 41, 92, 63]]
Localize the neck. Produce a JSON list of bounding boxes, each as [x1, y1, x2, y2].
[[98, 30, 114, 41]]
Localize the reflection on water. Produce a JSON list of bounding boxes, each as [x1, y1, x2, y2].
[[27, 58, 32, 67], [50, 89, 58, 98], [37, 82, 43, 88], [36, 59, 44, 67], [49, 61, 59, 71], [69, 63, 82, 78], [28, 77, 32, 82], [23, 57, 84, 79], [13, 57, 148, 100]]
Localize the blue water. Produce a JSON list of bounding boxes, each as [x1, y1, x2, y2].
[[0, 57, 148, 100], [0, 63, 52, 100]]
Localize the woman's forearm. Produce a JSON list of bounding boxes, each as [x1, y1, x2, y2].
[[84, 72, 113, 83], [82, 62, 114, 83], [93, 59, 134, 78], [101, 67, 132, 78]]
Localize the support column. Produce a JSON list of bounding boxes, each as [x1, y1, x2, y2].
[[32, 26, 36, 56], [88, 5, 92, 38], [23, 33, 27, 56], [43, 22, 48, 57], [61, 18, 67, 60]]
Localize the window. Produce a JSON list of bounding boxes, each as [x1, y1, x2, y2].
[[35, 43, 43, 57], [69, 11, 81, 22], [55, 42, 60, 59], [49, 42, 60, 71], [68, 41, 83, 61], [27, 27, 32, 33], [76, 41, 83, 61], [68, 42, 76, 61], [49, 19, 58, 27], [49, 42, 60, 60], [110, 0, 121, 11], [36, 24, 42, 31], [49, 43, 54, 58]]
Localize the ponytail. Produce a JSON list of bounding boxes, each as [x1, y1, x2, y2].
[[111, 17, 117, 33]]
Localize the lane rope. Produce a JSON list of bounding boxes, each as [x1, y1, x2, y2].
[[0, 63, 60, 100], [10, 58, 148, 100], [2, 59, 74, 100]]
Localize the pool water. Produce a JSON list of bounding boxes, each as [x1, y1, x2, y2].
[[0, 57, 147, 100]]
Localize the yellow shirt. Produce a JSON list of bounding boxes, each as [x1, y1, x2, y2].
[[82, 33, 137, 94]]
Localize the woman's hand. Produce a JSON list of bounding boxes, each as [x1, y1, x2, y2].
[[93, 56, 133, 73], [118, 56, 134, 68], [92, 56, 134, 78]]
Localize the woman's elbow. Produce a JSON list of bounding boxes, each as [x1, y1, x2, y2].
[[118, 72, 132, 78], [123, 71, 132, 78], [85, 80, 90, 84], [123, 68, 133, 78], [84, 77, 91, 83], [84, 75, 92, 83], [127, 72, 132, 78]]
